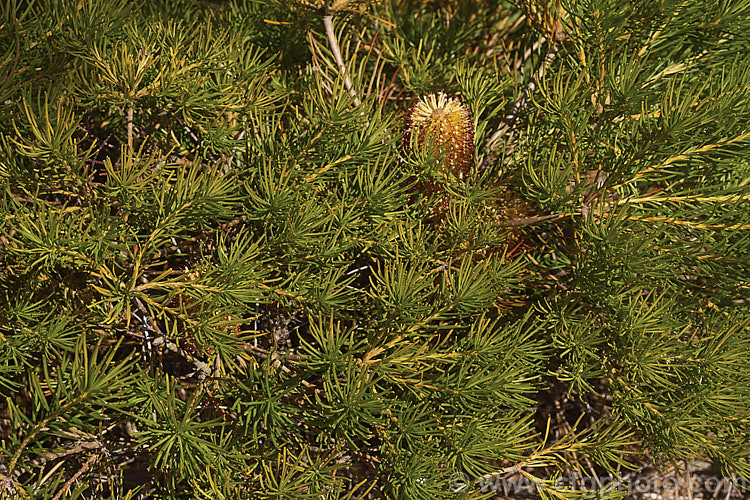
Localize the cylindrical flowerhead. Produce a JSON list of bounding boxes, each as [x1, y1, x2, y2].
[[405, 92, 475, 180]]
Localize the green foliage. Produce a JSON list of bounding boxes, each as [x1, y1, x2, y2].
[[1, 0, 750, 498]]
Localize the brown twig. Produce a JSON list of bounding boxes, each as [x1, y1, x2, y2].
[[127, 105, 133, 150], [482, 38, 561, 167], [323, 14, 360, 106], [498, 211, 578, 227], [50, 454, 98, 500]]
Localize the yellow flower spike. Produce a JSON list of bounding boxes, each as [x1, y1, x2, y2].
[[405, 92, 475, 181]]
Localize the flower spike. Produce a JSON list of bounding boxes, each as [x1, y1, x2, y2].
[[404, 92, 474, 180]]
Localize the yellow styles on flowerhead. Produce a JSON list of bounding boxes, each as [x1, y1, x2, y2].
[[404, 92, 475, 181]]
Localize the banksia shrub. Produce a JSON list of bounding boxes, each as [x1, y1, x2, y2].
[[1, 1, 750, 499]]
